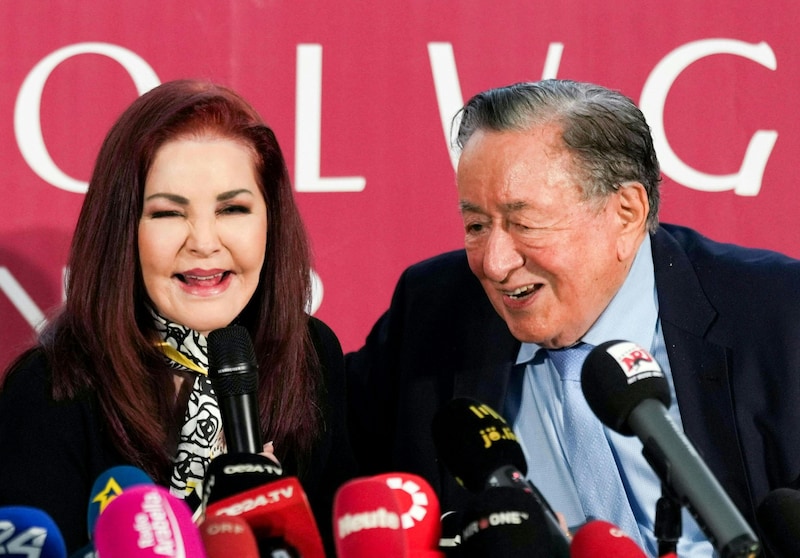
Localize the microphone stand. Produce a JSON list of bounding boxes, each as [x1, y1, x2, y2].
[[655, 485, 682, 557]]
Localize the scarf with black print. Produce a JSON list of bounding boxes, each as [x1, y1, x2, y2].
[[151, 308, 225, 513]]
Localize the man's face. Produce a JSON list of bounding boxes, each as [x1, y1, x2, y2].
[[456, 124, 635, 349]]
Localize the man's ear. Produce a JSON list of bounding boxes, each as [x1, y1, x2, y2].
[[615, 182, 649, 260]]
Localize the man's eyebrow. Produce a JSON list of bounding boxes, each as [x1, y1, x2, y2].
[[459, 200, 481, 213], [459, 200, 529, 212]]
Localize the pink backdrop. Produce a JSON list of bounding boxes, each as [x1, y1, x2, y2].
[[1, 1, 798, 371]]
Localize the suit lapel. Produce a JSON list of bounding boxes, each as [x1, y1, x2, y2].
[[652, 227, 752, 514]]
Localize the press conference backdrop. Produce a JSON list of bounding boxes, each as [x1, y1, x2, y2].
[[1, 1, 797, 372]]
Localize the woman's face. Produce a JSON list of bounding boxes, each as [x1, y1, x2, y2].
[[138, 136, 268, 336]]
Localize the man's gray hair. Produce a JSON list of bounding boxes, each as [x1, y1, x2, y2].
[[454, 79, 661, 232]]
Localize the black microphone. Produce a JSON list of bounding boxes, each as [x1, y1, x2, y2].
[[458, 487, 557, 557], [581, 340, 761, 558], [431, 397, 570, 557], [202, 452, 284, 509], [755, 488, 800, 558], [208, 325, 262, 454]]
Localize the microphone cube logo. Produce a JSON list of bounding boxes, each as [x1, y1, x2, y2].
[[382, 476, 430, 528], [606, 341, 663, 383], [0, 522, 47, 556]]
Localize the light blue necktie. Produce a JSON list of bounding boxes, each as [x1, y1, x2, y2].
[[549, 343, 645, 548]]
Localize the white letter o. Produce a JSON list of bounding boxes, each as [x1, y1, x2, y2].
[[14, 42, 160, 194]]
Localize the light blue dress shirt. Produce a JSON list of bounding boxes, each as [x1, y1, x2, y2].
[[506, 235, 716, 557]]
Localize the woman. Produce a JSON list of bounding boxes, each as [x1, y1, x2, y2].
[[0, 79, 356, 553]]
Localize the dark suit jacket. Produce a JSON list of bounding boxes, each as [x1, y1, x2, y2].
[[346, 223, 800, 549], [0, 316, 356, 555]]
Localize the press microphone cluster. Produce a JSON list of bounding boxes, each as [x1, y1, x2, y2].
[[580, 340, 761, 558], [431, 397, 571, 557], [203, 325, 327, 557]]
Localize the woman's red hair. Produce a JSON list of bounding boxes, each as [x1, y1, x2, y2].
[[9, 79, 322, 481]]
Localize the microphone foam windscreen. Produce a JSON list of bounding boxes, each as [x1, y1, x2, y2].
[[756, 487, 800, 557], [333, 476, 409, 558], [207, 325, 258, 397], [431, 397, 527, 492], [581, 340, 671, 435], [199, 515, 259, 558], [570, 520, 647, 557], [458, 487, 556, 558], [93, 485, 205, 558], [204, 476, 325, 558], [0, 506, 67, 558], [87, 465, 153, 537], [202, 453, 283, 508]]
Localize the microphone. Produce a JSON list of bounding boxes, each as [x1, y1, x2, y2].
[[86, 465, 153, 537], [202, 452, 283, 508], [372, 472, 444, 556], [93, 485, 206, 557], [199, 515, 259, 558], [334, 473, 445, 557], [569, 520, 647, 557], [208, 325, 262, 454], [581, 340, 761, 558], [439, 510, 463, 553], [431, 397, 570, 556], [333, 476, 409, 557], [0, 506, 67, 558], [204, 475, 325, 558], [756, 487, 800, 557], [458, 486, 561, 557]]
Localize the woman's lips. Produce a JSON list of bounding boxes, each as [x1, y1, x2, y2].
[[174, 270, 232, 295]]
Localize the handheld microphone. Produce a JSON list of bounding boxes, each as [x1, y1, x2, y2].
[[0, 506, 67, 558], [755, 487, 800, 558], [199, 515, 259, 558], [333, 476, 409, 557], [581, 340, 761, 558], [204, 475, 325, 558], [208, 325, 262, 454], [202, 452, 283, 509], [86, 465, 153, 537], [569, 520, 647, 557], [93, 485, 206, 558], [431, 397, 570, 557], [458, 486, 561, 557]]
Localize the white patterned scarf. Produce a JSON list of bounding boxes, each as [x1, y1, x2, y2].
[[151, 309, 225, 513]]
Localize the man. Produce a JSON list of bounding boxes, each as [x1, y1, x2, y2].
[[346, 80, 800, 556]]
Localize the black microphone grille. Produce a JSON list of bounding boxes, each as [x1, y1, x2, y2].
[[581, 340, 671, 435], [207, 325, 258, 398]]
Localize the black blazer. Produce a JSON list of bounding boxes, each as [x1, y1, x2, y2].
[[346, 223, 800, 548], [0, 316, 356, 555]]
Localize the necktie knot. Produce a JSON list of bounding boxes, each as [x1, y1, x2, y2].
[[548, 342, 593, 382]]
